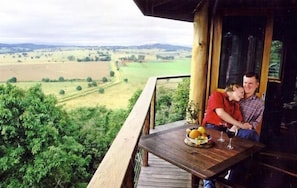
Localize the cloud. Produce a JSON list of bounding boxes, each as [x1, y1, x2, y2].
[[0, 0, 193, 46]]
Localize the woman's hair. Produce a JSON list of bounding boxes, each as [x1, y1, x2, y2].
[[225, 83, 242, 92]]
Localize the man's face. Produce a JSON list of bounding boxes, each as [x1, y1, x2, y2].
[[243, 75, 259, 97]]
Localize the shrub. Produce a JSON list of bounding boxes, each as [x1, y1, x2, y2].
[[92, 81, 97, 87], [42, 78, 50, 82], [58, 76, 65, 82], [124, 78, 128, 83], [7, 77, 17, 83], [59, 89, 65, 95], [110, 71, 115, 77], [98, 88, 104, 94], [102, 77, 108, 83], [76, 86, 82, 91], [86, 77, 92, 82]]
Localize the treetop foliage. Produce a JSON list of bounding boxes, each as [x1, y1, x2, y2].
[[0, 83, 129, 187], [0, 84, 89, 187], [0, 77, 190, 187]]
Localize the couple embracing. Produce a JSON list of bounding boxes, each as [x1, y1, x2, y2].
[[202, 72, 264, 187]]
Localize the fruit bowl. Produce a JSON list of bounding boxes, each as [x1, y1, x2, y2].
[[186, 133, 212, 145], [185, 127, 212, 145]]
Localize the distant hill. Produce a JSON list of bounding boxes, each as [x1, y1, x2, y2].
[[0, 43, 66, 54], [0, 43, 191, 54], [101, 43, 191, 51], [139, 43, 191, 51]]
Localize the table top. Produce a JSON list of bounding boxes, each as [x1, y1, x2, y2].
[[139, 124, 265, 179]]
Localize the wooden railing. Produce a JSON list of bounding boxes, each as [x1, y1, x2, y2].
[[87, 74, 190, 188]]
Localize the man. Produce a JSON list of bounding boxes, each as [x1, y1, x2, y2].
[[237, 72, 265, 141], [227, 72, 265, 186], [203, 73, 264, 188]]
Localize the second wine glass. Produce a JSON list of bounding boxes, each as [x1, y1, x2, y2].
[[226, 128, 236, 149]]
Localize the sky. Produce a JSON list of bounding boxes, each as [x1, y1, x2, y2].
[[0, 0, 193, 46]]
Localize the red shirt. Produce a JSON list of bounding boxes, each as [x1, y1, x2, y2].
[[202, 91, 243, 127]]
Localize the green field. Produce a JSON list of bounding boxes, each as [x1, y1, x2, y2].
[[5, 60, 190, 110], [1, 47, 191, 110], [59, 60, 191, 110]]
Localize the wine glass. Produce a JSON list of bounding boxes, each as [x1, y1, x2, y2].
[[226, 128, 236, 149], [217, 122, 227, 142]]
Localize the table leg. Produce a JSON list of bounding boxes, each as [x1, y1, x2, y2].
[[191, 174, 200, 188]]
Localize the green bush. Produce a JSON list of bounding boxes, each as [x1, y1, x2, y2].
[[59, 89, 65, 95], [98, 87, 104, 94], [7, 77, 17, 83], [86, 77, 92, 82], [42, 78, 50, 82], [102, 77, 108, 83], [76, 85, 82, 91], [58, 76, 65, 82], [92, 81, 97, 87], [155, 78, 190, 126]]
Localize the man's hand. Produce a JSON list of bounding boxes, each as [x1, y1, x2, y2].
[[243, 122, 253, 130]]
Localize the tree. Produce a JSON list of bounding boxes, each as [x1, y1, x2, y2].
[[110, 71, 115, 77], [102, 77, 108, 83], [92, 81, 97, 87], [154, 78, 190, 126], [127, 89, 142, 112], [42, 78, 50, 82], [59, 89, 65, 95], [0, 84, 89, 187], [67, 55, 75, 61], [98, 87, 104, 94], [86, 77, 92, 82], [58, 76, 65, 82], [76, 85, 82, 91], [7, 77, 17, 83], [172, 78, 190, 119], [68, 106, 128, 175]]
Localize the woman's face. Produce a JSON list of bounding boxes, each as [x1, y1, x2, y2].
[[233, 87, 244, 101]]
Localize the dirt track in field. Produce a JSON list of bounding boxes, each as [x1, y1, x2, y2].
[[0, 62, 110, 81]]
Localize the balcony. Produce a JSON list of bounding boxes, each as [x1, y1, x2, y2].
[[87, 75, 297, 188]]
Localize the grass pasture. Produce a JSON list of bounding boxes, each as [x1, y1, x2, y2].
[[0, 47, 191, 110], [59, 60, 191, 110]]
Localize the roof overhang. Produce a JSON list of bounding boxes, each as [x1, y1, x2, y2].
[[133, 0, 297, 22], [133, 0, 203, 22]]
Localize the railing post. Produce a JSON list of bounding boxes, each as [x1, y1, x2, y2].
[[150, 85, 156, 129], [142, 105, 151, 167], [122, 150, 137, 188]]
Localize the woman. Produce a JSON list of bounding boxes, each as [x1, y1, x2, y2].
[[202, 84, 249, 133], [202, 84, 247, 188]]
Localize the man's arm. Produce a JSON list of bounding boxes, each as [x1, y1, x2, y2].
[[246, 101, 264, 129], [215, 108, 250, 129]]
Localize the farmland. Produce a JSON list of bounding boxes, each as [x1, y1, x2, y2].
[[0, 44, 191, 110]]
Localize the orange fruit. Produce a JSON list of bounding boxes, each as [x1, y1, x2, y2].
[[201, 133, 207, 137], [189, 129, 200, 139], [197, 126, 206, 134]]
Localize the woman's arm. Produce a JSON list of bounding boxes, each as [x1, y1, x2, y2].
[[215, 108, 249, 129]]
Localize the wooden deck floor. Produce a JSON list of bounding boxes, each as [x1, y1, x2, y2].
[[137, 153, 193, 188], [136, 120, 203, 188]]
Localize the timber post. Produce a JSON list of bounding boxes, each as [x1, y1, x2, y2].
[[189, 0, 209, 124]]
